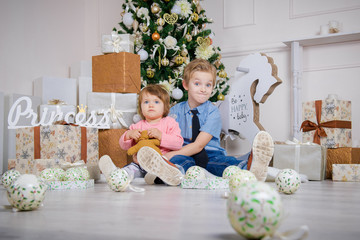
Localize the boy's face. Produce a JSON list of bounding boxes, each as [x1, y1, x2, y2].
[[183, 71, 214, 108], [140, 92, 164, 123]]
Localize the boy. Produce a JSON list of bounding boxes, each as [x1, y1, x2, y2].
[[137, 59, 274, 185]]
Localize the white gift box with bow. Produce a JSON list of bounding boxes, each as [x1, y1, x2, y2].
[[102, 32, 134, 54], [87, 92, 137, 129], [273, 139, 327, 180]]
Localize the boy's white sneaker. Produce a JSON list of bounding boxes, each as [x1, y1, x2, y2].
[[144, 173, 157, 185], [137, 146, 183, 186], [250, 131, 274, 182], [98, 155, 117, 181]]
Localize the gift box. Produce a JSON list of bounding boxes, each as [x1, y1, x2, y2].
[[273, 142, 327, 180], [78, 77, 92, 108], [326, 148, 360, 179], [47, 179, 94, 190], [92, 52, 141, 93], [332, 164, 360, 182], [99, 129, 132, 168], [39, 103, 77, 124], [181, 178, 229, 190], [87, 92, 137, 129], [15, 125, 99, 179], [70, 60, 92, 79], [33, 77, 77, 105], [301, 97, 351, 148], [102, 33, 134, 54], [8, 159, 36, 174]]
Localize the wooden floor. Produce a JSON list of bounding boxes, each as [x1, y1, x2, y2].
[[1, 178, 360, 240]]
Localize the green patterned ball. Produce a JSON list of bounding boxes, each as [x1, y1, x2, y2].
[[1, 169, 21, 189], [63, 167, 90, 181], [227, 181, 283, 239], [275, 168, 301, 194], [107, 168, 130, 192], [229, 170, 257, 193], [185, 166, 206, 180], [40, 168, 65, 181], [222, 166, 242, 179]]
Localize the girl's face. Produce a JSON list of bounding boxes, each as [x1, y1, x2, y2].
[[183, 71, 214, 109], [140, 92, 164, 123]]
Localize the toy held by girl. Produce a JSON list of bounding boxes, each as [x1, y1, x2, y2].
[[99, 84, 184, 187]]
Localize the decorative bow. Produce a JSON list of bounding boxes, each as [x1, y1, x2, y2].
[[60, 160, 86, 171], [105, 31, 127, 53]]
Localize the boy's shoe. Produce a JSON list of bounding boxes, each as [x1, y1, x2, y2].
[[249, 131, 274, 182], [137, 146, 183, 186], [98, 155, 117, 181]]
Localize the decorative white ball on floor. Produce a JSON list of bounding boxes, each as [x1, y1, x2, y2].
[[7, 174, 47, 211], [275, 168, 301, 194], [39, 168, 65, 181], [229, 170, 257, 193], [227, 181, 283, 239], [222, 166, 242, 179], [1, 169, 21, 189], [185, 166, 206, 180], [107, 168, 131, 192], [63, 167, 90, 181]]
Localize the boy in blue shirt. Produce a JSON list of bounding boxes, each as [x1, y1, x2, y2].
[[137, 59, 274, 185]]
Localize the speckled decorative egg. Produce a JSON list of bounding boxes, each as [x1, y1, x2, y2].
[[185, 166, 206, 180], [107, 168, 130, 192], [227, 181, 283, 239], [222, 166, 242, 179], [63, 167, 90, 181], [39, 168, 65, 181], [229, 170, 257, 193], [275, 168, 301, 194], [6, 174, 47, 211], [1, 169, 21, 189]]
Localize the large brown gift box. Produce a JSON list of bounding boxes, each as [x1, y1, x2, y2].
[[99, 129, 132, 168], [92, 52, 141, 93], [326, 147, 360, 179]]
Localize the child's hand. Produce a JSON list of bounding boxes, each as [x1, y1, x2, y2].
[[126, 129, 142, 141], [148, 128, 162, 140]]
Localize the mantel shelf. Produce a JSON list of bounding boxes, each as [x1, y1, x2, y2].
[[283, 31, 360, 47]]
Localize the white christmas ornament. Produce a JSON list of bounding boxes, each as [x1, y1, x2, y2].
[[171, 87, 183, 100], [227, 181, 283, 239], [7, 174, 47, 211], [63, 167, 90, 181], [40, 168, 65, 181], [222, 165, 242, 179], [185, 166, 206, 180], [108, 168, 131, 192], [229, 170, 257, 193], [171, 5, 181, 15], [1, 169, 21, 189], [138, 49, 149, 61], [275, 168, 301, 194], [123, 12, 134, 26]]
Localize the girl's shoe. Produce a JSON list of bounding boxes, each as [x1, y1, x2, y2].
[[98, 155, 117, 181], [137, 146, 183, 186]]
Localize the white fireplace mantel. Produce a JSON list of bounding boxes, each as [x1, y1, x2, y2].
[[283, 31, 360, 140]]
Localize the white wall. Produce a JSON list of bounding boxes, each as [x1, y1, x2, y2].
[[0, 0, 360, 162]]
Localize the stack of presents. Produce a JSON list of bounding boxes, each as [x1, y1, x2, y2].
[[273, 95, 360, 181], [8, 33, 139, 189]]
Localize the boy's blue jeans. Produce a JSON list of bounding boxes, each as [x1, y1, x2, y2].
[[170, 150, 251, 177]]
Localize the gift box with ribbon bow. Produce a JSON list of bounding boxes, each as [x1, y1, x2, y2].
[[301, 96, 352, 148], [273, 139, 327, 180], [332, 164, 360, 182], [15, 124, 99, 179], [39, 99, 76, 124], [101, 32, 134, 54], [87, 92, 137, 129], [92, 52, 140, 93]]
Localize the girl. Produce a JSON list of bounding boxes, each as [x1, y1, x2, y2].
[[99, 84, 184, 185]]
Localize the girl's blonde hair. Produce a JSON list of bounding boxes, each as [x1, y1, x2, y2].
[[183, 58, 216, 85], [138, 84, 170, 120]]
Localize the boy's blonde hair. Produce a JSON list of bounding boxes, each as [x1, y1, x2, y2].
[[138, 84, 170, 120], [183, 59, 217, 86]]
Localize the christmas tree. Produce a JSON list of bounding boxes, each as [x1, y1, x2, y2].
[[113, 0, 229, 103]]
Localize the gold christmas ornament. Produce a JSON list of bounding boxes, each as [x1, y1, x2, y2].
[[196, 37, 211, 47], [181, 49, 188, 57], [161, 57, 170, 66], [151, 3, 160, 14], [218, 69, 227, 78], [217, 93, 225, 101], [152, 31, 160, 41], [146, 68, 155, 78], [174, 55, 184, 65], [214, 59, 221, 68], [163, 13, 178, 25], [156, 18, 165, 26], [185, 33, 192, 42], [191, 12, 199, 22], [140, 24, 149, 32]]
